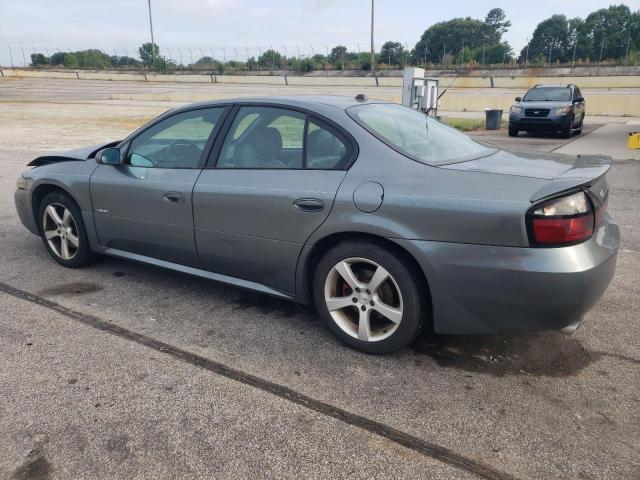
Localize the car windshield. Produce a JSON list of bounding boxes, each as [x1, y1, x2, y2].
[[347, 103, 496, 166], [523, 87, 572, 102]]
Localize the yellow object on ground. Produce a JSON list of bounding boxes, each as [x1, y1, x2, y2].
[[629, 132, 640, 149]]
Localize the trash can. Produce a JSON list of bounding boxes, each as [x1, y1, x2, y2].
[[485, 109, 503, 130]]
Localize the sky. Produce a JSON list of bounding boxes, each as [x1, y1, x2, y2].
[[0, 0, 637, 66]]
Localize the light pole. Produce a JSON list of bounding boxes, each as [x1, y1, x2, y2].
[[147, 0, 155, 64], [370, 0, 375, 73]]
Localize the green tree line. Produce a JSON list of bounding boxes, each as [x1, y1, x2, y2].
[[29, 4, 640, 71]]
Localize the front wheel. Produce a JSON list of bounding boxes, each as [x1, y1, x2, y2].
[[508, 126, 519, 137], [38, 191, 95, 268], [313, 241, 426, 354]]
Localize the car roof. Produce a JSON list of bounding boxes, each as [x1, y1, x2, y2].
[[530, 84, 574, 89], [171, 95, 389, 113]]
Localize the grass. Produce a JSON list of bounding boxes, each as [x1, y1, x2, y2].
[[440, 117, 508, 132]]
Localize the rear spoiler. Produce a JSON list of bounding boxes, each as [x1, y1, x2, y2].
[[27, 140, 121, 167], [530, 155, 612, 203]]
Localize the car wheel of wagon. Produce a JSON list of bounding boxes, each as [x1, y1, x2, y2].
[[575, 117, 583, 135], [38, 191, 95, 268], [508, 126, 518, 137], [313, 241, 425, 354]]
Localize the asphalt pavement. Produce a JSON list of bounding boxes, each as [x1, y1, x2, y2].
[[0, 78, 639, 479]]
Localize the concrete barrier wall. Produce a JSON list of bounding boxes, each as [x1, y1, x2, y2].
[[216, 75, 285, 85], [286, 76, 377, 87], [438, 90, 640, 117]]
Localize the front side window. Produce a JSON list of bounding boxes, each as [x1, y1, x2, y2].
[[348, 103, 495, 166], [523, 87, 572, 102], [127, 108, 223, 169]]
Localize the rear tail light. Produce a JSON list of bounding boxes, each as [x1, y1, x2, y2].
[[528, 191, 594, 246]]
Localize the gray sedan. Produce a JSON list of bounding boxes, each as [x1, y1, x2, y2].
[[14, 96, 619, 354]]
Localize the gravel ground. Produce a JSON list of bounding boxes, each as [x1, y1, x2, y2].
[[0, 78, 639, 480]]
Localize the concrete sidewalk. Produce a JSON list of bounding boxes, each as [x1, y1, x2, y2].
[[554, 123, 640, 160]]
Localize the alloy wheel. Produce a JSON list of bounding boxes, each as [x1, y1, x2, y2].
[[42, 203, 80, 260], [323, 257, 403, 342]]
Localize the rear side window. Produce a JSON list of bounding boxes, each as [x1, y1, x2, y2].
[[216, 106, 353, 170], [306, 120, 348, 169]]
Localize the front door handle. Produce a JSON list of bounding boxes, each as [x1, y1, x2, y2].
[[163, 192, 185, 203], [294, 198, 325, 213]]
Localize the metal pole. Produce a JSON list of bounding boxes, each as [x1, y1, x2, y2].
[[624, 30, 631, 65], [8, 46, 14, 67], [147, 0, 155, 64], [20, 46, 27, 67], [370, 0, 375, 73], [177, 48, 182, 66], [481, 41, 485, 68], [572, 39, 577, 68], [442, 43, 445, 67], [548, 41, 553, 67], [598, 34, 604, 64], [524, 39, 529, 72]]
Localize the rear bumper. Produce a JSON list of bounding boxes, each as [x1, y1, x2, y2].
[[395, 218, 619, 334], [509, 114, 571, 131]]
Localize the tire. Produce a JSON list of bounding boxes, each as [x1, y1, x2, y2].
[[560, 117, 573, 139], [575, 117, 583, 135], [508, 126, 518, 137], [37, 191, 95, 268], [313, 240, 426, 354]]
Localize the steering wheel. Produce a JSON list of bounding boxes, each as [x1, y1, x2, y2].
[[162, 139, 201, 167]]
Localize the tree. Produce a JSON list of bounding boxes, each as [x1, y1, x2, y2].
[[257, 49, 283, 68], [582, 4, 638, 61], [380, 41, 405, 66], [329, 45, 347, 66], [30, 53, 48, 67], [139, 42, 160, 65], [519, 15, 572, 63], [484, 8, 511, 44], [411, 11, 512, 65]]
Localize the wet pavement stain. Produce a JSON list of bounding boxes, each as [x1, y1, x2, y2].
[[232, 293, 314, 319], [411, 331, 603, 377], [11, 447, 51, 480], [37, 281, 103, 296]]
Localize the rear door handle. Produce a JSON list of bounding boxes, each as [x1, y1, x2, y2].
[[293, 198, 325, 213], [163, 192, 185, 203]]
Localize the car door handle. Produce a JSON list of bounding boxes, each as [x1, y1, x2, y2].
[[294, 198, 325, 213], [163, 192, 185, 203]]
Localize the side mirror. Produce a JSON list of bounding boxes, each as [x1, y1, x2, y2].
[[515, 96, 522, 102], [574, 97, 584, 103], [96, 147, 122, 165]]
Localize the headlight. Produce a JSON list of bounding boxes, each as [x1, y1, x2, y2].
[[554, 106, 573, 115], [510, 106, 521, 113], [16, 175, 32, 190]]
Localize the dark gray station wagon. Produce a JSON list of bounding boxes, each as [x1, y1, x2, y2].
[[15, 96, 619, 354]]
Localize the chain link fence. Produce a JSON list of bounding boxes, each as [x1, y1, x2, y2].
[[2, 41, 639, 72]]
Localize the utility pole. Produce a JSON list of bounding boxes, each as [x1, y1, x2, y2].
[[524, 39, 529, 72], [370, 0, 375, 73], [598, 34, 604, 64], [624, 29, 632, 65], [572, 39, 577, 68], [147, 0, 155, 64]]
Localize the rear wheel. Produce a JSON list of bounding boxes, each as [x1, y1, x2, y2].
[[38, 191, 95, 268], [508, 126, 519, 137], [313, 241, 425, 354], [575, 116, 584, 135]]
